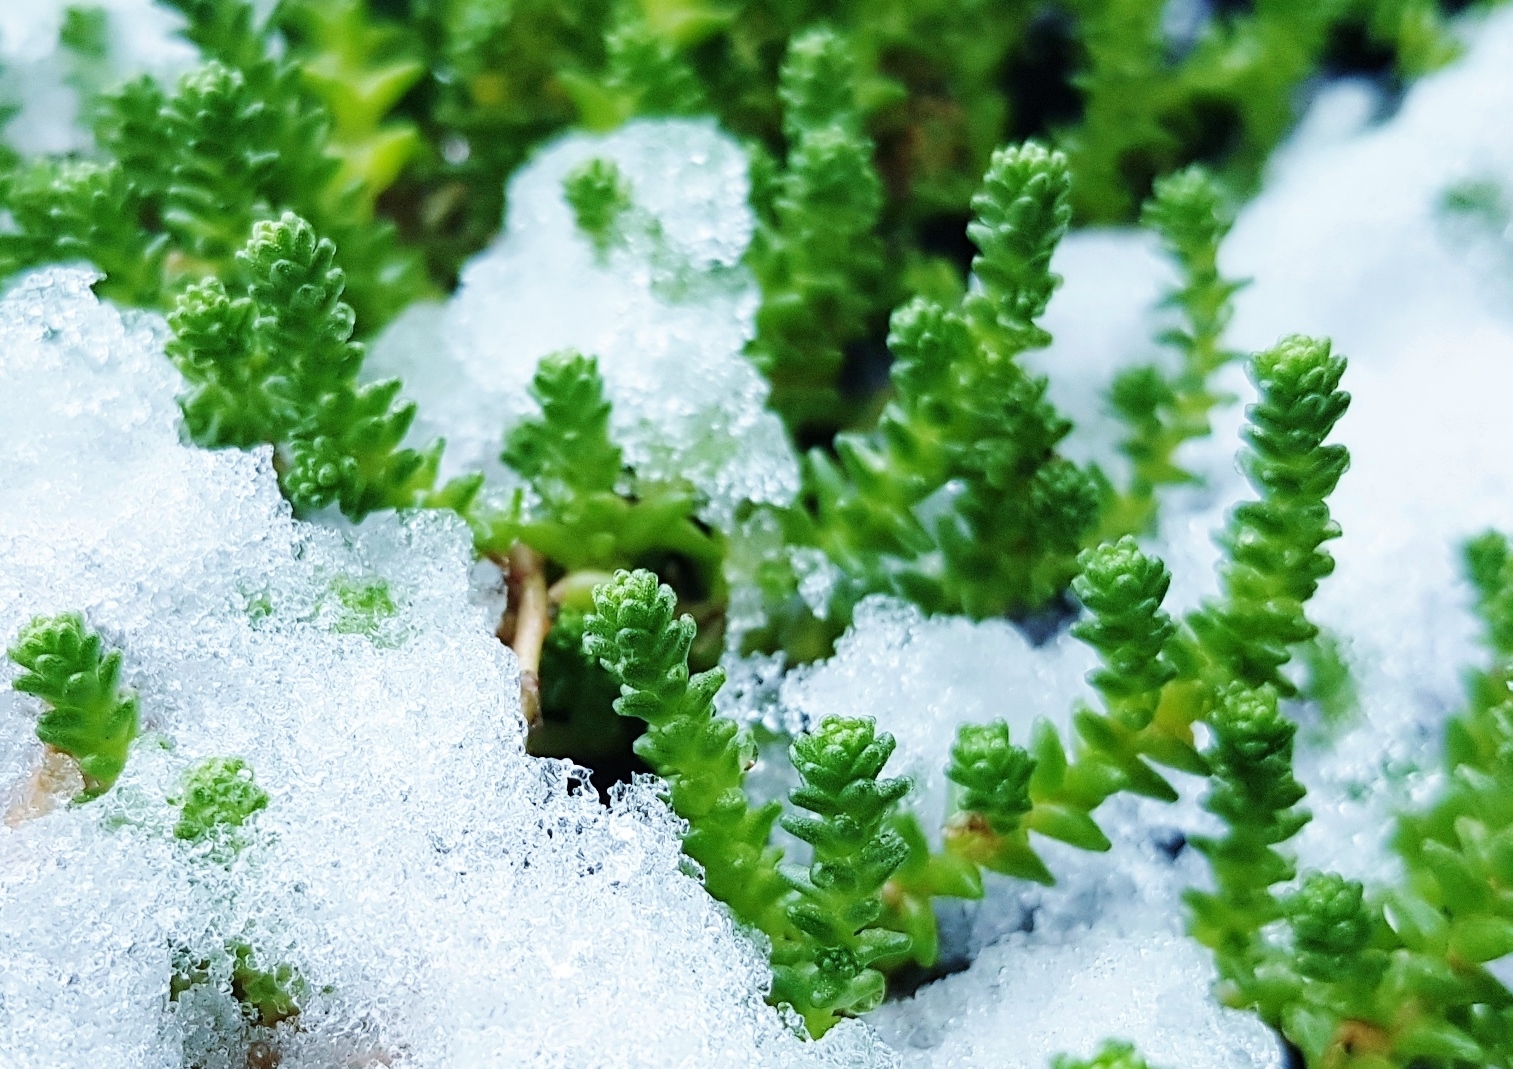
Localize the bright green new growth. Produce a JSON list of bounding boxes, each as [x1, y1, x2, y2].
[[7, 612, 139, 798], [0, 0, 427, 326], [160, 0, 426, 324], [582, 570, 786, 937], [940, 538, 1189, 892], [1052, 1040, 1162, 1069], [1108, 166, 1245, 537], [563, 158, 633, 255], [947, 721, 1035, 833], [1055, 537, 1198, 805], [276, 0, 425, 221], [163, 747, 303, 1026], [807, 143, 1099, 620], [1189, 336, 1351, 693], [937, 717, 1056, 883], [502, 351, 621, 506], [773, 716, 911, 1036], [486, 352, 716, 574], [172, 756, 269, 843], [1285, 871, 1375, 981], [747, 28, 885, 432], [1072, 537, 1177, 730], [964, 141, 1072, 353], [1185, 683, 1309, 1005], [167, 212, 449, 520], [327, 575, 398, 639]]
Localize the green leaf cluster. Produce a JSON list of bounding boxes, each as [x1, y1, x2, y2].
[[940, 538, 1192, 891], [584, 570, 922, 1036], [482, 350, 719, 577], [168, 766, 306, 1031], [772, 716, 912, 1034], [563, 158, 634, 255], [171, 756, 270, 845], [7, 611, 139, 798], [806, 142, 1099, 620], [746, 28, 885, 434], [1052, 1041, 1163, 1069], [167, 212, 461, 520], [1107, 166, 1245, 537], [583, 569, 788, 938], [1188, 336, 1351, 693], [1184, 683, 1310, 992], [1062, 0, 1459, 223], [275, 0, 425, 222], [888, 336, 1349, 998], [0, 156, 165, 306], [392, 0, 1462, 304], [0, 0, 427, 329], [1191, 537, 1513, 1066]]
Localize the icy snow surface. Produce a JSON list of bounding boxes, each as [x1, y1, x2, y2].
[[0, 0, 197, 156], [368, 118, 801, 529], [0, 270, 891, 1068]]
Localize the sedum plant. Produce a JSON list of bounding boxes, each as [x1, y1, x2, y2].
[[167, 756, 307, 1030], [167, 212, 468, 520], [7, 612, 139, 799], [772, 716, 912, 1032], [584, 569, 788, 940], [6, 5, 1513, 1063], [745, 27, 886, 436], [485, 350, 718, 577], [1106, 165, 1245, 537], [805, 142, 1100, 621]]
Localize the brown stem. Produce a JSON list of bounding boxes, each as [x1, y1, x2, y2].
[[4, 746, 84, 826], [497, 543, 549, 730]]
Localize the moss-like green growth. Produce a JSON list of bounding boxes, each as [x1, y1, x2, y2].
[[172, 756, 269, 844]]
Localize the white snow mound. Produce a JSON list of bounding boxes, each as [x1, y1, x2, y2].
[[0, 269, 891, 1069]]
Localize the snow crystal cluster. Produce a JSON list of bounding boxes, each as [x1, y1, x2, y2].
[[0, 271, 889, 1068], [368, 118, 801, 528]]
